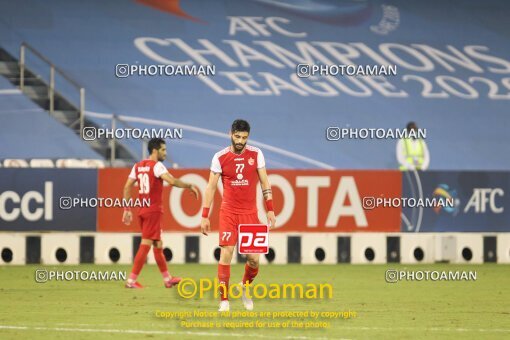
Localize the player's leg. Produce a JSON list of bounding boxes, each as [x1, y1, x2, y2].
[[237, 253, 259, 310], [126, 212, 159, 288], [217, 210, 238, 311], [153, 239, 181, 288], [240, 212, 262, 285], [218, 245, 235, 303], [237, 213, 262, 309], [243, 254, 260, 285], [126, 233, 152, 289]]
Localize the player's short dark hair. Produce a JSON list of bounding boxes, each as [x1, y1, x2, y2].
[[406, 121, 417, 130], [148, 138, 165, 154], [231, 119, 250, 134]]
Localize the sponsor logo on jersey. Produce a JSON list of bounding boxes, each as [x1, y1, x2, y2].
[[231, 179, 249, 186]]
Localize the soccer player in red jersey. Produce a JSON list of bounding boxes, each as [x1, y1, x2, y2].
[[201, 120, 276, 311], [122, 138, 198, 289]]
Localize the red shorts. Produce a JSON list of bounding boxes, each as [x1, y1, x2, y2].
[[219, 210, 261, 246], [138, 212, 163, 240]]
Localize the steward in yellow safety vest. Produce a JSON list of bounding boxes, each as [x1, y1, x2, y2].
[[398, 121, 428, 171]]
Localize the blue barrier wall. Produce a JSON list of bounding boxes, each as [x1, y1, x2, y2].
[[0, 168, 508, 232], [402, 171, 510, 232], [0, 169, 97, 231]]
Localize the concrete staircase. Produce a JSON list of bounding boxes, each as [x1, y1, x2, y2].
[[0, 47, 136, 166]]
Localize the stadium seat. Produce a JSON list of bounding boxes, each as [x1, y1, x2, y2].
[[29, 159, 55, 168], [3, 159, 29, 167], [82, 159, 105, 168], [56, 158, 106, 168], [55, 159, 83, 168]]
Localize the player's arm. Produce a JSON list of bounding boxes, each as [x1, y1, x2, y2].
[[160, 172, 199, 198], [257, 167, 276, 230], [200, 171, 220, 236], [122, 177, 136, 225]]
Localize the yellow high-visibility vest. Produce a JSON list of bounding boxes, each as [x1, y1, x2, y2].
[[400, 138, 424, 170]]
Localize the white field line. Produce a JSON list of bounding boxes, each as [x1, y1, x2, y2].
[[0, 324, 339, 340], [1, 323, 509, 336]]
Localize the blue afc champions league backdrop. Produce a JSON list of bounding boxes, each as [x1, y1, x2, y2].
[[0, 169, 97, 231], [402, 171, 510, 232], [0, 0, 509, 169]]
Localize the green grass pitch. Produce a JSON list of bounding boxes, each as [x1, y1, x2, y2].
[[0, 264, 509, 339]]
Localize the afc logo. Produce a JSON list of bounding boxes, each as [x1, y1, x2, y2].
[[238, 224, 269, 254], [464, 188, 504, 214]]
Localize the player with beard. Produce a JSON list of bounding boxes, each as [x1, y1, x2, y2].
[[201, 120, 276, 311]]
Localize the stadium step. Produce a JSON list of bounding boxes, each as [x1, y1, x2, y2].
[[50, 110, 81, 126], [0, 46, 138, 166], [22, 85, 48, 98], [0, 61, 18, 75], [28, 94, 77, 111], [9, 75, 46, 87]]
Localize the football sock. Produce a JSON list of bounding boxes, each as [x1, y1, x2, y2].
[[242, 263, 259, 285], [218, 263, 231, 301], [128, 244, 151, 283], [153, 247, 171, 281]]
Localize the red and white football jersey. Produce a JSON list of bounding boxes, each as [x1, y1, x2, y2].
[[128, 159, 169, 215], [211, 145, 266, 214]]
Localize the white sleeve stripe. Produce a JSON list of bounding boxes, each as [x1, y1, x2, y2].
[[257, 150, 266, 168], [128, 165, 136, 179], [210, 153, 222, 173], [153, 162, 169, 178]]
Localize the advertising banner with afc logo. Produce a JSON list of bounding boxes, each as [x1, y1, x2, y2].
[[97, 169, 401, 233]]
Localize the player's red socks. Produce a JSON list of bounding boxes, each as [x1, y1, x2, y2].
[[153, 247, 171, 281], [242, 263, 259, 285], [218, 263, 231, 301], [128, 244, 151, 282]]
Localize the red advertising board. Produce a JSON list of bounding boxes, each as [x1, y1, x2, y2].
[[97, 169, 401, 233]]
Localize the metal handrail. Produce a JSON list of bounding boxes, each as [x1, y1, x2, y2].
[[19, 42, 85, 136], [84, 111, 177, 165]]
